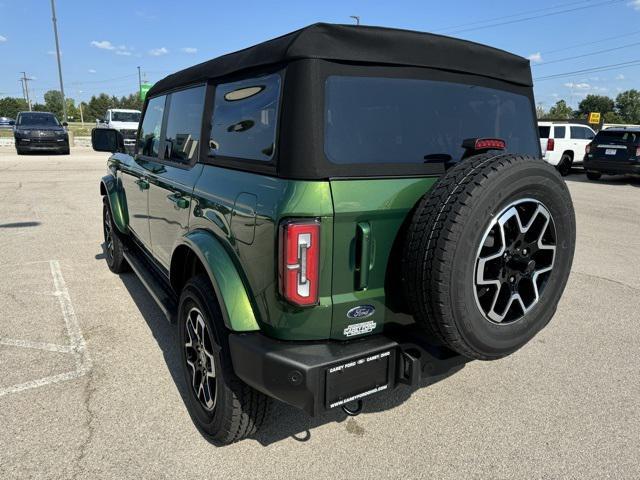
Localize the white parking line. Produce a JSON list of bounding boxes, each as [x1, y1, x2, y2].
[[0, 260, 91, 397]]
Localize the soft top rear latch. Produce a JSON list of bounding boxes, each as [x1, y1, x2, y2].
[[461, 138, 506, 160]]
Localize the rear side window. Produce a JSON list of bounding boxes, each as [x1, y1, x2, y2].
[[539, 126, 550, 139], [324, 76, 539, 165], [571, 126, 594, 140], [164, 85, 205, 162], [209, 73, 281, 162], [138, 95, 166, 158], [553, 126, 566, 139]]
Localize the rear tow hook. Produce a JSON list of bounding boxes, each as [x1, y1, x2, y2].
[[341, 400, 363, 416]]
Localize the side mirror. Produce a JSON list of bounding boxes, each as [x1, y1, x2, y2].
[[62, 122, 68, 127], [91, 128, 124, 153]]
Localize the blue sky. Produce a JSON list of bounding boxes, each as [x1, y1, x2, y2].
[[1, 0, 639, 109]]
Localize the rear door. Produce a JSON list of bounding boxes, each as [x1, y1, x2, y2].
[[147, 85, 206, 269]]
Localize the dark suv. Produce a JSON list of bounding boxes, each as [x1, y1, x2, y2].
[[14, 111, 69, 155], [91, 23, 576, 444], [584, 128, 640, 180]]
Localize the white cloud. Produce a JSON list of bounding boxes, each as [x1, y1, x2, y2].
[[527, 52, 543, 64], [564, 82, 591, 90], [115, 50, 132, 56], [616, 74, 625, 80], [149, 47, 169, 56], [181, 47, 197, 54], [88, 69, 96, 73], [0, 34, 6, 43], [628, 0, 640, 10], [91, 40, 115, 50]]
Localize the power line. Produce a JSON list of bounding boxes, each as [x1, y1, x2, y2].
[[534, 59, 640, 81], [442, 0, 625, 35], [533, 40, 640, 67], [540, 29, 640, 55]]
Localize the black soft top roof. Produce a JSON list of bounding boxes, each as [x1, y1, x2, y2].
[[148, 23, 532, 96]]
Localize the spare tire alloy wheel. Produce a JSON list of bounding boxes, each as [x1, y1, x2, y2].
[[184, 307, 217, 411], [474, 199, 556, 324]]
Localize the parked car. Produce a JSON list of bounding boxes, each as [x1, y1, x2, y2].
[[14, 111, 69, 155], [92, 23, 576, 444], [584, 127, 640, 180], [538, 121, 595, 175], [96, 109, 140, 150], [0, 116, 15, 128]]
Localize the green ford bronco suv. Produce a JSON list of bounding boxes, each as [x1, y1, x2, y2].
[[92, 24, 576, 444]]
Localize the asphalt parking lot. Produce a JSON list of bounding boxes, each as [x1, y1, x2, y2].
[[0, 148, 638, 479]]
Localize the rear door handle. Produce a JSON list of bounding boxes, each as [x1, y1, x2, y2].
[[356, 222, 372, 290], [167, 193, 189, 209], [134, 178, 149, 190]]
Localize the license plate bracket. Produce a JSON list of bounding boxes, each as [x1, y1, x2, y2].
[[325, 350, 393, 409]]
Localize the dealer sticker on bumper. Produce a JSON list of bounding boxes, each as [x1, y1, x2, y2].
[[343, 320, 376, 337]]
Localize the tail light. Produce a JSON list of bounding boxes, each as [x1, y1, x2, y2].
[[547, 138, 555, 151], [585, 144, 591, 154], [279, 220, 320, 306], [636, 146, 640, 157]]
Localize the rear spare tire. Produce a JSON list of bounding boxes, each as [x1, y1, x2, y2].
[[403, 153, 575, 360]]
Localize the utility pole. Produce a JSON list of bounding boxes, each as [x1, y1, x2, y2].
[[50, 0, 67, 122], [20, 72, 32, 111], [137, 66, 142, 95], [350, 15, 360, 25], [78, 91, 84, 126]]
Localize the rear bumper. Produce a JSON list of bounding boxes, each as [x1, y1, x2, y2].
[[584, 158, 640, 175], [229, 328, 468, 416]]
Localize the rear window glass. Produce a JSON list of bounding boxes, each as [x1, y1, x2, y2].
[[539, 126, 550, 138], [595, 130, 640, 144], [209, 73, 281, 162], [324, 76, 539, 165]]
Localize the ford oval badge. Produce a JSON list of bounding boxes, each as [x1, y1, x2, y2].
[[346, 305, 376, 319]]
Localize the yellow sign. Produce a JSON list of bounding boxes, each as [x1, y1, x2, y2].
[[588, 112, 601, 124]]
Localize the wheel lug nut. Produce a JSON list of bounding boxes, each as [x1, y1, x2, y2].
[[522, 248, 528, 255], [509, 276, 515, 283]]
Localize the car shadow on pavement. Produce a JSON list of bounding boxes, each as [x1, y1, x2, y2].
[[114, 259, 465, 447], [564, 171, 640, 187]]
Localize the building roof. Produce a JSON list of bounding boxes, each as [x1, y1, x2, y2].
[[148, 23, 532, 96]]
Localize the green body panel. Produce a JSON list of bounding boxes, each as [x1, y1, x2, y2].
[[329, 177, 438, 340], [178, 230, 260, 332], [189, 164, 334, 340], [100, 172, 128, 234]]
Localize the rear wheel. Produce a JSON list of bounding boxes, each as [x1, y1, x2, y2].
[[586, 171, 602, 181], [557, 153, 573, 176], [403, 153, 576, 360], [178, 275, 270, 444]]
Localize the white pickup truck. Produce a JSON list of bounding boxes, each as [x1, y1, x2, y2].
[[96, 109, 141, 149]]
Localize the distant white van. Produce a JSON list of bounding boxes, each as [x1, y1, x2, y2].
[[538, 121, 596, 176]]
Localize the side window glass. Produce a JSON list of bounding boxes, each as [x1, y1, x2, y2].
[[164, 85, 206, 162], [209, 73, 281, 162], [584, 128, 595, 140], [138, 95, 166, 158], [554, 126, 566, 139]]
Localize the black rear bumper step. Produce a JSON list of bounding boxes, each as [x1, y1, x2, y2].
[[229, 326, 469, 416], [123, 246, 177, 322]]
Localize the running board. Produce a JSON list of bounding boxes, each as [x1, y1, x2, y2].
[[123, 248, 178, 323]]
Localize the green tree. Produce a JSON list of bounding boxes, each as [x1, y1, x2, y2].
[[615, 89, 640, 124], [0, 97, 29, 118], [603, 111, 624, 124], [577, 95, 614, 118], [547, 100, 574, 120], [44, 90, 65, 119], [85, 93, 118, 122]]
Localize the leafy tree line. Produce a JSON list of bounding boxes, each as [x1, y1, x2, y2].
[[538, 90, 640, 125], [0, 90, 143, 122]]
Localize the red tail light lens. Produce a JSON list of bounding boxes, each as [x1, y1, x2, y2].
[[636, 146, 640, 157], [547, 138, 555, 151], [474, 138, 506, 150], [586, 144, 591, 154], [279, 220, 320, 306]]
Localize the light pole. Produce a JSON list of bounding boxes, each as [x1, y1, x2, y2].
[[137, 66, 142, 96], [78, 90, 84, 126], [350, 15, 360, 25], [20, 72, 32, 111], [50, 0, 67, 122]]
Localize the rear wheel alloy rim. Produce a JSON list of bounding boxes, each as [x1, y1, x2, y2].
[[103, 209, 114, 260], [474, 199, 557, 324], [184, 308, 217, 411]]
